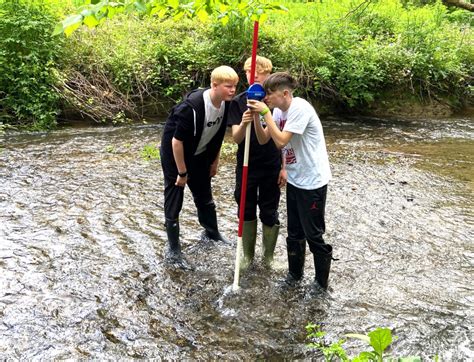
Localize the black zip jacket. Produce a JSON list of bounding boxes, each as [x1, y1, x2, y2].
[[160, 88, 230, 176]]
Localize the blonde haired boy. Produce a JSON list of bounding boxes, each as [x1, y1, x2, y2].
[[160, 65, 239, 268], [243, 55, 272, 74], [228, 56, 287, 271]]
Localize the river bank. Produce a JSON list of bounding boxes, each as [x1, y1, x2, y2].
[[1, 0, 472, 130]]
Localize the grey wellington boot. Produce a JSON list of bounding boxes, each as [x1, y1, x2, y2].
[[240, 219, 257, 271], [262, 222, 280, 268]]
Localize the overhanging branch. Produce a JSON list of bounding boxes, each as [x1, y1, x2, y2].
[[442, 0, 474, 12]]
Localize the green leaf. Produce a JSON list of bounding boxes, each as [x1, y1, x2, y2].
[[399, 357, 422, 362], [168, 0, 179, 10], [220, 14, 229, 26], [196, 9, 208, 22], [83, 14, 99, 28], [157, 8, 168, 18], [64, 22, 81, 37], [80, 9, 94, 17], [52, 23, 64, 36], [172, 11, 184, 21], [61, 14, 83, 30], [352, 351, 376, 362], [149, 4, 164, 15], [345, 333, 371, 343], [368, 328, 392, 356], [134, 1, 147, 13]]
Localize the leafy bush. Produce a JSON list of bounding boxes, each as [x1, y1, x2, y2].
[[266, 0, 472, 109], [59, 16, 213, 120], [306, 323, 422, 362], [0, 0, 64, 130]]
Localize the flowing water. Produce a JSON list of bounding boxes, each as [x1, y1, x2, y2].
[[0, 117, 472, 360]]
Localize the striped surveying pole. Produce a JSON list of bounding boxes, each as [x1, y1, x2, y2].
[[233, 21, 260, 291]]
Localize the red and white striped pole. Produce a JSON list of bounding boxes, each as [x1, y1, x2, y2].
[[233, 21, 259, 291]]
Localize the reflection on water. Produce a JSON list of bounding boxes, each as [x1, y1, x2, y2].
[[0, 117, 472, 359]]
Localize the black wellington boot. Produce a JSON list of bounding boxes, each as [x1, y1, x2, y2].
[[313, 244, 333, 290], [197, 203, 231, 244], [284, 238, 306, 287], [164, 219, 191, 270]]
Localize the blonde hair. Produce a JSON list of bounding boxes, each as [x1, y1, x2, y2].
[[244, 56, 272, 74], [210, 66, 239, 84]]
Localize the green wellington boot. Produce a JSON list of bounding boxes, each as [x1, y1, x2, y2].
[[262, 222, 280, 268], [240, 219, 257, 271]]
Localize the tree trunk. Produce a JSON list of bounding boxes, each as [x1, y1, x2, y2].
[[442, 0, 474, 12]]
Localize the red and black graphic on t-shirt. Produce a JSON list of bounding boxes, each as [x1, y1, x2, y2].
[[278, 117, 297, 164], [285, 147, 297, 164]]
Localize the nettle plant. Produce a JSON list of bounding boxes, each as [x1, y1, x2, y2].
[[306, 323, 422, 362]]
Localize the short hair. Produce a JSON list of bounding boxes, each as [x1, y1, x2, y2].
[[244, 56, 272, 74], [210, 66, 239, 84], [263, 72, 297, 93]]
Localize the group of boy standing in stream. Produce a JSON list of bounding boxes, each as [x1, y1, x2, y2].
[[159, 56, 334, 291]]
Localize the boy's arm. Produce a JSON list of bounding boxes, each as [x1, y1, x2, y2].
[[247, 100, 293, 149], [278, 152, 287, 187], [252, 111, 271, 145], [231, 122, 247, 144], [210, 149, 221, 177], [228, 96, 246, 144], [172, 137, 188, 187], [260, 111, 292, 149], [171, 104, 195, 187]]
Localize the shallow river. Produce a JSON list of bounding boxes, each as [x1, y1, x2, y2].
[[1, 117, 472, 359]]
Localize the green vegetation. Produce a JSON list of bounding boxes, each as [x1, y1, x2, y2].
[[264, 0, 473, 110], [104, 144, 117, 153], [0, 0, 65, 130], [0, 0, 472, 130], [140, 143, 161, 161], [306, 323, 423, 362]]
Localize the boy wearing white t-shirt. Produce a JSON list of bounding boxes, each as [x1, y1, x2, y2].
[[245, 72, 334, 290]]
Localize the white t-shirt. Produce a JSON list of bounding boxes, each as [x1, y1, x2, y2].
[[195, 89, 225, 155], [272, 97, 331, 189]]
